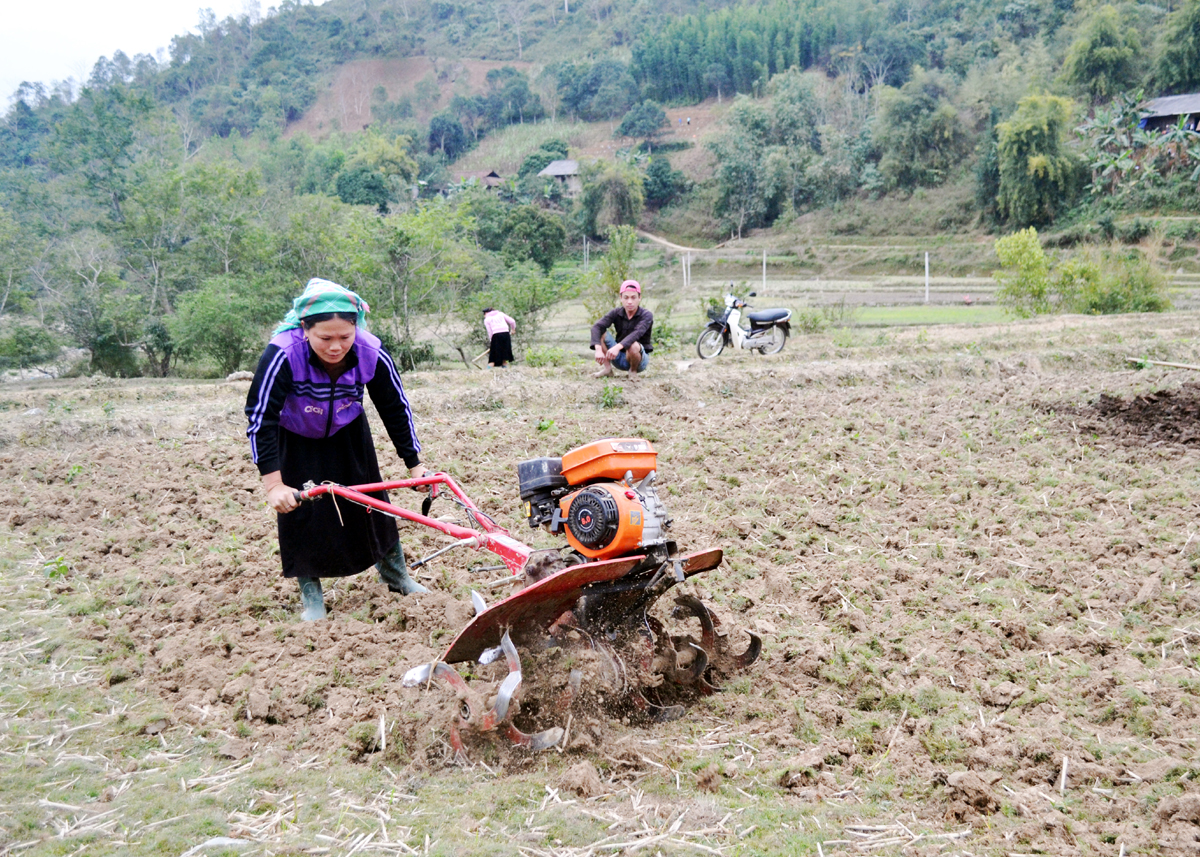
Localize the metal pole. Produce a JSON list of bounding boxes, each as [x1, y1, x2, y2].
[[762, 249, 767, 290], [924, 252, 930, 304]]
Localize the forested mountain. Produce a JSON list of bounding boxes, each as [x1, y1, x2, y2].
[[2, 0, 1199, 377]]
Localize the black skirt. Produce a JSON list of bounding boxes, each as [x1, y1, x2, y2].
[[276, 413, 399, 579], [488, 331, 514, 366]]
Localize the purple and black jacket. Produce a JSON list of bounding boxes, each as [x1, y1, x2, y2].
[[245, 327, 421, 475]]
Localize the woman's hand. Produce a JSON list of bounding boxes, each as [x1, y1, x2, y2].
[[262, 472, 299, 514], [408, 463, 429, 491]]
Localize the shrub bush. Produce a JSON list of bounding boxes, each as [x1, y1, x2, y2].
[[1114, 217, 1152, 244], [1076, 248, 1172, 314], [0, 322, 60, 371], [525, 345, 567, 367], [994, 228, 1171, 317], [1164, 221, 1200, 242], [792, 309, 827, 334], [378, 330, 437, 371], [651, 313, 682, 351], [994, 227, 1054, 317]]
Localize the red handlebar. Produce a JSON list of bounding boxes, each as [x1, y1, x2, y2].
[[295, 473, 532, 575]]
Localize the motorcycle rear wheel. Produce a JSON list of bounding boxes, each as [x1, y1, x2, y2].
[[696, 328, 725, 359], [755, 325, 787, 355]]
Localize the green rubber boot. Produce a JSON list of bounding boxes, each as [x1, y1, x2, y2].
[[298, 577, 326, 621], [376, 543, 428, 595]]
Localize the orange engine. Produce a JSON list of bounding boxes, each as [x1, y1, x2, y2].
[[560, 438, 656, 484], [557, 483, 646, 559], [517, 438, 672, 561]]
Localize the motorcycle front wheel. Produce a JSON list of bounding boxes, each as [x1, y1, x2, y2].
[[755, 325, 787, 355], [696, 327, 725, 359]]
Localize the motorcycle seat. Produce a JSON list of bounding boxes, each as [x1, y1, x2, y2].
[[746, 308, 791, 325]]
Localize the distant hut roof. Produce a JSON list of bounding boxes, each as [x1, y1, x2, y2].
[[456, 169, 503, 187], [1141, 94, 1200, 118], [537, 159, 579, 177]]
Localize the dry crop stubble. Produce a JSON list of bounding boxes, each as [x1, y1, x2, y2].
[[1, 311, 1200, 854]]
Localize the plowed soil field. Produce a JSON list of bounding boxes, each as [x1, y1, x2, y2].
[[3, 312, 1200, 856]]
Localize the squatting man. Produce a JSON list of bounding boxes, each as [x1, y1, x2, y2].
[[590, 279, 654, 378]]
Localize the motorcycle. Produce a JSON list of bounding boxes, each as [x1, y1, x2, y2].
[[696, 290, 791, 359]]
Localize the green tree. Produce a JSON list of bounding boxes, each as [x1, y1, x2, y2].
[[461, 187, 509, 252], [49, 84, 152, 224], [578, 159, 645, 237], [518, 150, 558, 179], [482, 67, 545, 126], [708, 120, 767, 239], [994, 228, 1171, 317], [538, 139, 569, 159], [616, 101, 667, 146], [1153, 0, 1200, 94], [118, 109, 190, 317], [428, 112, 469, 160], [58, 232, 144, 376], [501, 206, 566, 273], [457, 264, 577, 349], [873, 69, 970, 190], [377, 202, 484, 344], [1061, 6, 1140, 103], [0, 321, 60, 371], [0, 207, 36, 317], [353, 132, 418, 182], [1072, 247, 1171, 314], [170, 275, 277, 375], [273, 195, 376, 290], [517, 139, 571, 181], [557, 60, 639, 122], [583, 224, 638, 322], [182, 164, 267, 275], [643, 157, 684, 208], [336, 166, 390, 212], [993, 227, 1054, 317], [996, 95, 1084, 227]]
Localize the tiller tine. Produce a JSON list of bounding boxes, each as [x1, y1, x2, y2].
[[402, 632, 562, 754], [682, 642, 720, 695], [732, 632, 763, 668], [638, 697, 687, 722], [672, 594, 717, 653], [489, 631, 522, 724], [506, 722, 565, 751], [671, 594, 762, 671]]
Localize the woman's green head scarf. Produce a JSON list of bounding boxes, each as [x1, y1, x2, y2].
[[274, 278, 370, 335]]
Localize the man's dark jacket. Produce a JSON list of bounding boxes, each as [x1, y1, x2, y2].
[[590, 306, 654, 353]]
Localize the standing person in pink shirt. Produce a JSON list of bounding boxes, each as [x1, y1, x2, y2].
[[483, 307, 517, 368]]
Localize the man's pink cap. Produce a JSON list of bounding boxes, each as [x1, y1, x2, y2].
[[620, 280, 641, 294]]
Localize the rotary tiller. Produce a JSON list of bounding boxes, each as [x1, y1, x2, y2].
[[296, 438, 760, 758]]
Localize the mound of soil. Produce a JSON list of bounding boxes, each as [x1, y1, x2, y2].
[[1088, 380, 1200, 445]]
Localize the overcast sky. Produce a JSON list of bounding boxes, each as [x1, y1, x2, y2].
[[0, 0, 327, 107]]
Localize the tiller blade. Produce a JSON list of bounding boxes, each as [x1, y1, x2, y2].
[[402, 631, 563, 761]]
